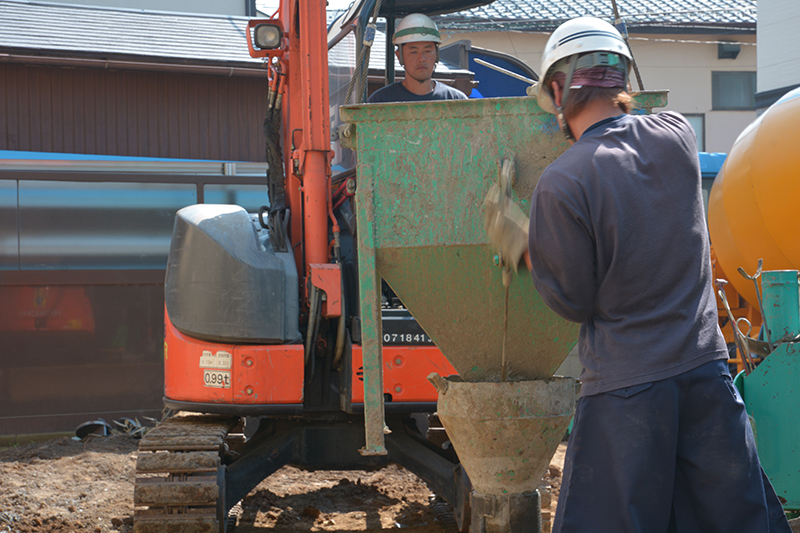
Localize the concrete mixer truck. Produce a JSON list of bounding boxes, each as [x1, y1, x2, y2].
[[708, 86, 800, 515]]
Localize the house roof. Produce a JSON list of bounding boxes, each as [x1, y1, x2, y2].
[[434, 0, 757, 34], [0, 0, 468, 79], [0, 0, 266, 70]]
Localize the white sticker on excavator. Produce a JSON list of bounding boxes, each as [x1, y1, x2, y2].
[[199, 350, 232, 369], [203, 369, 231, 389]]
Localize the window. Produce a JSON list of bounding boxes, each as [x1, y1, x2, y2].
[[712, 71, 756, 110], [683, 114, 705, 152]]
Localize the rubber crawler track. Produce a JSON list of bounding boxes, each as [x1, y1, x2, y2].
[[133, 414, 239, 533]]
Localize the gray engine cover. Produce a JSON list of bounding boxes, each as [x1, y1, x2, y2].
[[165, 204, 301, 344]]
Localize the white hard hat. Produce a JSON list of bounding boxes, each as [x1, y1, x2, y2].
[[534, 17, 631, 114], [393, 13, 442, 46]]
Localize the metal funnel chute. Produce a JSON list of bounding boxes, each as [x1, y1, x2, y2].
[[429, 374, 577, 495], [342, 97, 584, 382], [379, 245, 575, 381]]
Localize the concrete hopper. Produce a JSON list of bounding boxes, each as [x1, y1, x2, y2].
[[340, 92, 668, 466], [429, 374, 577, 496], [340, 97, 583, 383]]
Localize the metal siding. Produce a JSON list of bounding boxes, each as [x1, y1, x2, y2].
[[0, 67, 5, 149], [15, 67, 29, 151], [65, 70, 78, 153], [157, 76, 170, 158], [216, 79, 228, 160], [92, 70, 106, 155], [249, 83, 267, 160], [27, 67, 41, 152], [236, 80, 248, 160], [102, 71, 116, 156], [52, 69, 64, 152], [116, 71, 129, 155], [178, 75, 192, 158], [0, 64, 267, 161], [198, 78, 210, 159], [40, 69, 55, 153], [211, 88, 221, 160], [5, 69, 13, 149], [18, 180, 196, 270], [127, 74, 140, 156], [0, 179, 18, 270], [170, 76, 182, 158]]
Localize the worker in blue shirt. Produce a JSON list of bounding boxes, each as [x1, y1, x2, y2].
[[485, 16, 791, 533], [368, 13, 466, 104]]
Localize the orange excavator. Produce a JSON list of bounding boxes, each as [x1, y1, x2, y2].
[[132, 1, 494, 532]]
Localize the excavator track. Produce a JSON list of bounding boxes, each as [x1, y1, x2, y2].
[[133, 414, 240, 533]]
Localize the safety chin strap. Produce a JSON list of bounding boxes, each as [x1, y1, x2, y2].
[[555, 56, 579, 142]]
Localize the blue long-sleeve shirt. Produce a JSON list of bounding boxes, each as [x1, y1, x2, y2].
[[368, 80, 467, 103], [528, 111, 727, 396]]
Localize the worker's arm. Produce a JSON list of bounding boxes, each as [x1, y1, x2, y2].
[[528, 183, 596, 324]]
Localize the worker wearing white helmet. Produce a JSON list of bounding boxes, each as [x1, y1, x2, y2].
[[534, 16, 632, 140], [368, 13, 466, 308], [486, 17, 791, 533], [368, 13, 467, 103]]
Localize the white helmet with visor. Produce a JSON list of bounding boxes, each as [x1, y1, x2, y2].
[[393, 13, 441, 64], [393, 13, 442, 45], [535, 17, 632, 115]]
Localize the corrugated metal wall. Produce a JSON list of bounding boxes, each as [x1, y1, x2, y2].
[[0, 63, 267, 161], [0, 61, 269, 438]]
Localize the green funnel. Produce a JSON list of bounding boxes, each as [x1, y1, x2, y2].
[[341, 97, 580, 382]]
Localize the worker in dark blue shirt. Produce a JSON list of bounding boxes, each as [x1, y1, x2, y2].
[[368, 13, 467, 104], [485, 16, 791, 533]]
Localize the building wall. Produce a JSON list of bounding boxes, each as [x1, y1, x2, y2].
[[441, 31, 757, 153], [0, 63, 267, 161], [757, 0, 800, 94]]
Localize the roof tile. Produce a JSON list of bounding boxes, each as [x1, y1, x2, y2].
[[0, 0, 266, 66], [435, 0, 756, 33]]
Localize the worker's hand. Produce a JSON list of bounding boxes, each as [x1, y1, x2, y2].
[[484, 183, 530, 273]]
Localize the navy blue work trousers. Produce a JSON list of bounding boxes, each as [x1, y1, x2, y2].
[[553, 359, 790, 533]]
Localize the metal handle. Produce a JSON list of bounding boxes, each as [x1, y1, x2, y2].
[[716, 279, 755, 375], [737, 259, 774, 353], [473, 58, 536, 85]]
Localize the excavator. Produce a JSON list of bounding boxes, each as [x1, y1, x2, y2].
[[132, 1, 495, 532], [134, 0, 800, 528]]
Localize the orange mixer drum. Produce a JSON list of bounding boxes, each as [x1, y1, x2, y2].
[[708, 87, 800, 306]]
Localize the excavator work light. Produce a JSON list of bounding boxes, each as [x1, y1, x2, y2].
[[254, 23, 283, 49]]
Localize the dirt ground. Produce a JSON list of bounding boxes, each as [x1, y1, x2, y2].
[[0, 432, 566, 533]]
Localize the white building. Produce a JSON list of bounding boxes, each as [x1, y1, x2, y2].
[[435, 0, 757, 154], [756, 0, 800, 110]]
